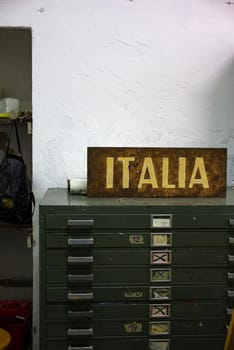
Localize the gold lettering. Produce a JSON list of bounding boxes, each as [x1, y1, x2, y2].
[[117, 157, 135, 188], [138, 157, 158, 189], [178, 157, 186, 188], [106, 157, 114, 188], [189, 157, 209, 188], [162, 157, 176, 188]]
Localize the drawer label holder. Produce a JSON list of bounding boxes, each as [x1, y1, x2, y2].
[[151, 233, 172, 248], [151, 251, 172, 265], [151, 215, 172, 229], [150, 287, 171, 300], [150, 304, 170, 318], [151, 269, 171, 282], [149, 322, 170, 336], [149, 339, 170, 350]]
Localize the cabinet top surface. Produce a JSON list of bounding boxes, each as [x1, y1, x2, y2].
[[40, 187, 234, 207]]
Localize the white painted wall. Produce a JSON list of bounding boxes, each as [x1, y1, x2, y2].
[[1, 1, 233, 193], [1, 0, 234, 348]]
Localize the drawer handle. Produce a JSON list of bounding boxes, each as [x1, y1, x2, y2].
[[229, 219, 234, 227], [67, 292, 93, 301], [68, 256, 94, 264], [67, 219, 94, 227], [68, 347, 93, 350], [68, 310, 93, 319], [68, 274, 94, 282], [68, 328, 93, 336], [227, 290, 234, 298], [228, 255, 234, 263], [228, 272, 234, 280], [227, 308, 233, 316], [68, 238, 94, 246], [229, 237, 234, 245]]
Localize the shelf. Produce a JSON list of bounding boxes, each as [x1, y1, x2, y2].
[[0, 221, 32, 233], [0, 279, 32, 287], [0, 110, 32, 125], [0, 117, 32, 126]]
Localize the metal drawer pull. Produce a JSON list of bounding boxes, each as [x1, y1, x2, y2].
[[67, 219, 94, 227], [228, 272, 234, 280], [229, 219, 234, 227], [227, 290, 234, 298], [68, 310, 93, 319], [68, 347, 93, 350], [67, 292, 93, 301], [226, 308, 233, 316], [228, 255, 234, 263], [229, 237, 234, 245], [68, 256, 94, 264], [68, 328, 93, 336], [68, 274, 94, 282], [68, 238, 94, 246]]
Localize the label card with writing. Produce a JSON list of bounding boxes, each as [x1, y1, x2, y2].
[[150, 251, 172, 265], [151, 215, 172, 229], [150, 287, 171, 300], [151, 233, 172, 248], [129, 235, 144, 245], [150, 269, 171, 282], [149, 340, 170, 350], [124, 291, 143, 298], [150, 304, 170, 318], [124, 322, 143, 333], [149, 322, 170, 336]]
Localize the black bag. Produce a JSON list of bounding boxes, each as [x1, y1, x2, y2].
[[0, 121, 35, 224]]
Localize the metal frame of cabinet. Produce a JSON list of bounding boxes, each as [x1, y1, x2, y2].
[[39, 188, 234, 350]]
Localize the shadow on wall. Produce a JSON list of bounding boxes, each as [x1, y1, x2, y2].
[[191, 59, 234, 186]]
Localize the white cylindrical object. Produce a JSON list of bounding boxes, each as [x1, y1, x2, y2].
[[67, 178, 87, 194]]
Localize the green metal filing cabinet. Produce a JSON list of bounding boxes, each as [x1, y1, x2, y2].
[[39, 188, 234, 350]]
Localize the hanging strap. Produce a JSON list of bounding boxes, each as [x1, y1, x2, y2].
[[14, 120, 22, 155], [6, 122, 14, 155], [6, 120, 22, 156]]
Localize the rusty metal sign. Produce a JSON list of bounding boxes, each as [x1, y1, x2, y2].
[[87, 147, 227, 197]]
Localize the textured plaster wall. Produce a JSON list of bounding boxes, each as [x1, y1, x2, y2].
[[1, 0, 234, 348], [1, 0, 234, 195]]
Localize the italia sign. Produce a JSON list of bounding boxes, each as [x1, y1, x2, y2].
[[87, 147, 227, 197]]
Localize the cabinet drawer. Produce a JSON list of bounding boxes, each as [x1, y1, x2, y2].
[[46, 284, 227, 302], [47, 286, 149, 302], [46, 249, 150, 266], [46, 233, 150, 248], [46, 214, 149, 230], [46, 267, 232, 285], [46, 248, 233, 267], [171, 230, 231, 247], [46, 337, 225, 350], [46, 338, 146, 350], [46, 301, 226, 321], [46, 231, 233, 249], [46, 319, 226, 338], [46, 213, 234, 230], [46, 320, 148, 338]]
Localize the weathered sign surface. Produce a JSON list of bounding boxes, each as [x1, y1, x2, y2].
[[87, 147, 227, 197]]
